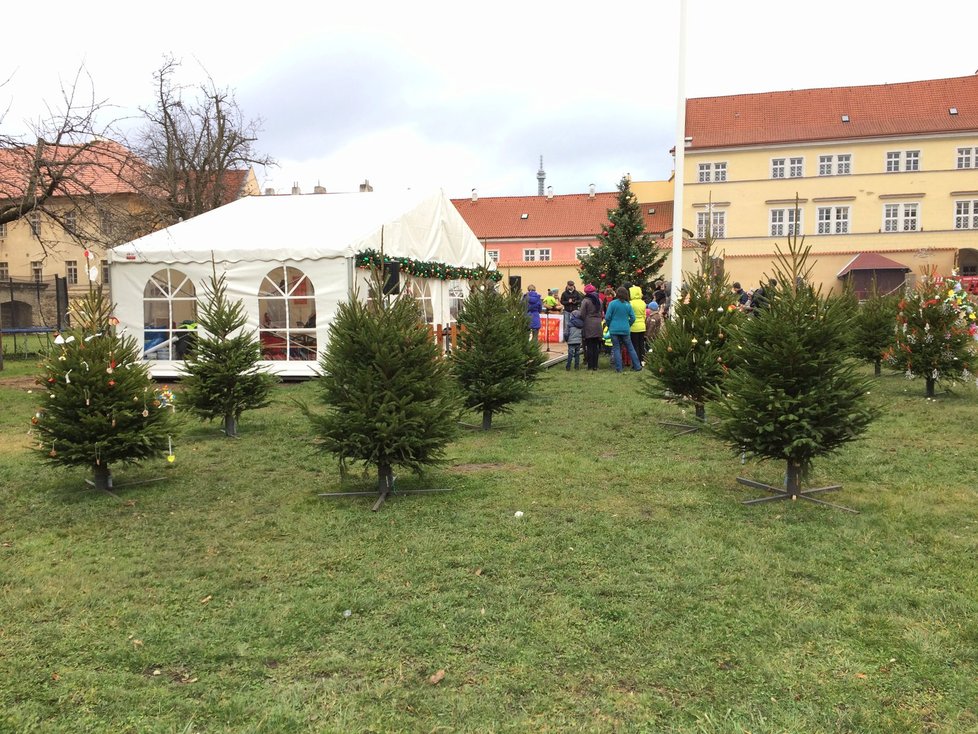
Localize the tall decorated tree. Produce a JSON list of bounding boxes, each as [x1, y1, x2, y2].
[[303, 267, 461, 505], [179, 267, 279, 437], [32, 286, 175, 490], [850, 281, 899, 377], [644, 229, 743, 423], [711, 216, 879, 509], [883, 268, 978, 396], [451, 278, 545, 429], [578, 175, 665, 293]]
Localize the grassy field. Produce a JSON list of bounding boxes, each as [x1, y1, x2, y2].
[[1, 355, 977, 733]]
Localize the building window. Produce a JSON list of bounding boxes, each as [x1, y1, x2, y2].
[[0, 222, 6, 237], [698, 162, 727, 182], [817, 206, 850, 234], [697, 210, 725, 239], [957, 148, 975, 169], [575, 246, 590, 260], [31, 261, 43, 282], [257, 266, 317, 360], [771, 157, 802, 179], [884, 203, 919, 232], [143, 269, 199, 360], [29, 212, 41, 237], [65, 260, 78, 285], [523, 249, 537, 262], [770, 208, 802, 237], [789, 157, 803, 177], [771, 158, 785, 179], [538, 248, 551, 262], [886, 150, 920, 172], [0, 262, 8, 280], [819, 154, 851, 175], [954, 200, 978, 229], [486, 249, 499, 263], [63, 211, 77, 235], [102, 261, 110, 284]]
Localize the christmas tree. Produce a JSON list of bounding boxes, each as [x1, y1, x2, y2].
[[711, 216, 878, 506], [32, 285, 175, 490], [451, 278, 545, 429], [883, 268, 978, 397], [850, 281, 899, 377], [179, 267, 278, 437], [304, 268, 461, 499], [578, 176, 665, 293], [644, 229, 743, 422]]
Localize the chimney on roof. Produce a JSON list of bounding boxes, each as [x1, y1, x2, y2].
[[537, 155, 546, 196], [546, 185, 553, 200], [291, 182, 301, 195], [359, 179, 373, 192], [313, 184, 327, 194], [588, 183, 595, 199], [471, 188, 478, 203], [264, 187, 275, 196]]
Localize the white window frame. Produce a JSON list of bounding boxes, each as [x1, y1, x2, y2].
[[575, 246, 590, 260], [817, 206, 850, 234], [697, 161, 727, 183], [486, 249, 499, 263], [697, 210, 725, 239], [523, 248, 537, 262], [886, 150, 920, 172], [0, 222, 6, 237], [954, 200, 978, 229], [789, 157, 804, 178], [905, 150, 920, 171], [883, 203, 919, 232], [0, 261, 8, 280], [770, 208, 802, 237], [538, 248, 551, 262], [101, 261, 110, 284], [65, 260, 79, 286], [29, 212, 41, 237], [63, 211, 77, 234], [771, 158, 786, 179], [819, 154, 851, 175], [956, 147, 974, 169], [31, 260, 43, 282]]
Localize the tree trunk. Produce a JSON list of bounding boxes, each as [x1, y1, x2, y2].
[[785, 461, 802, 498], [92, 463, 113, 491], [694, 402, 706, 422], [378, 463, 393, 494], [874, 358, 881, 377], [482, 409, 493, 431], [223, 413, 238, 438], [925, 377, 936, 397]]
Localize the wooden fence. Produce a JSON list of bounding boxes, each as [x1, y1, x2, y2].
[[426, 323, 464, 355]]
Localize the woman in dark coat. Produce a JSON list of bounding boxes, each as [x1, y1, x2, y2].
[[579, 284, 604, 370]]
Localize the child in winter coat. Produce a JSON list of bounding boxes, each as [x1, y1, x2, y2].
[[645, 300, 663, 343], [564, 310, 584, 370]]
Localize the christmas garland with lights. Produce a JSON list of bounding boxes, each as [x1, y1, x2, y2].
[[355, 249, 502, 282]]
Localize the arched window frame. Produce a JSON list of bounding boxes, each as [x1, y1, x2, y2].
[[142, 268, 198, 360]]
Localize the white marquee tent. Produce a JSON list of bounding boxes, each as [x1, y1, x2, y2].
[[108, 189, 487, 378]]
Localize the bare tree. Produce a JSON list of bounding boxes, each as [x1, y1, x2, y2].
[[133, 56, 274, 225]]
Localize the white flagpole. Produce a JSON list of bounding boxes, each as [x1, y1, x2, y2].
[[670, 0, 688, 318]]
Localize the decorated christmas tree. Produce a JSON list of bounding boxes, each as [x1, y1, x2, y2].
[[644, 229, 743, 423], [850, 281, 899, 377], [711, 217, 878, 507], [303, 267, 461, 501], [578, 175, 665, 293], [883, 268, 978, 396], [31, 285, 175, 490], [179, 267, 278, 437], [451, 278, 545, 429]]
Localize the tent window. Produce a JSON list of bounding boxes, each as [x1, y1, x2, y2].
[[403, 278, 434, 324], [143, 269, 198, 360], [258, 266, 317, 361], [448, 280, 466, 322]]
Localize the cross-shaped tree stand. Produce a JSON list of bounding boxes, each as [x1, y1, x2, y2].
[[736, 463, 858, 513], [319, 474, 454, 511]]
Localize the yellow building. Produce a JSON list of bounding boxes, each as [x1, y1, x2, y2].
[[680, 74, 978, 296]]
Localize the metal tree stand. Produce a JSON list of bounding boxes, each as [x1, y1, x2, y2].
[[319, 473, 453, 512], [736, 461, 857, 513]]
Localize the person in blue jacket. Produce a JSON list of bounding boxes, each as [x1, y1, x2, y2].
[[523, 285, 543, 343], [604, 286, 642, 372]]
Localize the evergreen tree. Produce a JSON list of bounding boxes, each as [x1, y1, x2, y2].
[[32, 286, 175, 490], [883, 268, 978, 397], [711, 218, 879, 501], [850, 281, 899, 377], [578, 176, 666, 292], [644, 233, 743, 421], [304, 269, 461, 495], [451, 278, 545, 429], [179, 267, 278, 437]]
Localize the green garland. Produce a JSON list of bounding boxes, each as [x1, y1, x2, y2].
[[355, 249, 502, 282]]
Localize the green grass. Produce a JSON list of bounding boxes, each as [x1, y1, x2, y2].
[[1, 358, 977, 733]]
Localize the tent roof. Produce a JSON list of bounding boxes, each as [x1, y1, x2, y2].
[[109, 189, 485, 266], [837, 252, 912, 278]]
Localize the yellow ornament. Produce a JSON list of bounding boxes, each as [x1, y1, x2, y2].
[[167, 454, 175, 463]]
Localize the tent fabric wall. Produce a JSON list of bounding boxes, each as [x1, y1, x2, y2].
[[108, 190, 484, 378]]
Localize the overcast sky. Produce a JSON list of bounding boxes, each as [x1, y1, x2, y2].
[[3, 0, 977, 199]]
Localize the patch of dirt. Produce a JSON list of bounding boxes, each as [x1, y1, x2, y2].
[[0, 375, 38, 390]]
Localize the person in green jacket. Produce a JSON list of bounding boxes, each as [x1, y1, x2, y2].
[[628, 284, 648, 365], [604, 287, 642, 373]]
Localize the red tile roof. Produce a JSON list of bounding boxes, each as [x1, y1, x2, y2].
[[686, 74, 978, 149], [453, 192, 674, 238], [654, 235, 702, 250], [836, 252, 911, 278]]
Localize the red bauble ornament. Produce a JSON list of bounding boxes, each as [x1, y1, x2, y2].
[[609, 223, 615, 229]]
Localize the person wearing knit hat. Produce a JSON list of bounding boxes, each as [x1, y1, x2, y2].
[[579, 283, 605, 370], [584, 284, 596, 294]]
